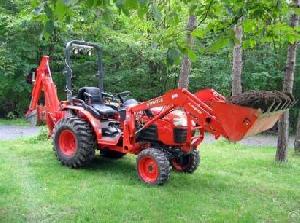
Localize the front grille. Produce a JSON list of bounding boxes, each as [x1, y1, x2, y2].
[[174, 128, 187, 143], [136, 125, 158, 142]]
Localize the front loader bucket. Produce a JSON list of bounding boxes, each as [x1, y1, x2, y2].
[[210, 101, 285, 142], [194, 89, 295, 142]]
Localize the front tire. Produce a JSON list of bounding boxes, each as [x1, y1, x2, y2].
[[137, 148, 171, 185], [171, 149, 200, 173], [53, 117, 96, 168]]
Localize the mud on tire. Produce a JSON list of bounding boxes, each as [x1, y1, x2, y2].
[[53, 117, 96, 168], [137, 148, 171, 185]]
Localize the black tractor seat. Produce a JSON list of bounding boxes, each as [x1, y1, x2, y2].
[[92, 104, 117, 117], [77, 87, 117, 118]]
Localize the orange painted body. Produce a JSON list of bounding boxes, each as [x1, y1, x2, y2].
[[26, 56, 285, 155]]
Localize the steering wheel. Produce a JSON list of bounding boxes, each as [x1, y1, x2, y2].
[[116, 91, 131, 103], [102, 92, 114, 100]]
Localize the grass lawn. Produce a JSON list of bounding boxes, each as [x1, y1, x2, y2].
[[0, 137, 299, 223], [0, 119, 28, 126]]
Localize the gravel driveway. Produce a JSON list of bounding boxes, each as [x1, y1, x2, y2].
[[202, 133, 295, 148], [0, 125, 40, 140], [0, 125, 295, 148]]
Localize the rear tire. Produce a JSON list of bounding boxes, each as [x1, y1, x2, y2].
[[171, 149, 200, 173], [100, 149, 125, 159], [53, 117, 96, 168], [137, 148, 171, 185]]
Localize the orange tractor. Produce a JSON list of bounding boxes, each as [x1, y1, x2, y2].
[[26, 40, 294, 185]]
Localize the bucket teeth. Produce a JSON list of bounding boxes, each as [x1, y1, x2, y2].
[[291, 100, 297, 107], [266, 100, 276, 113], [280, 101, 288, 110], [227, 90, 295, 113]]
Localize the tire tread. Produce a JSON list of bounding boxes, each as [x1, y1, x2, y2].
[[53, 117, 96, 168]]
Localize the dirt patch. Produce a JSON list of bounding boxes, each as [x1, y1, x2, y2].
[[228, 91, 295, 112]]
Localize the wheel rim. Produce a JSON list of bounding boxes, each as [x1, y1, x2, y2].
[[138, 156, 159, 183], [58, 129, 77, 156]]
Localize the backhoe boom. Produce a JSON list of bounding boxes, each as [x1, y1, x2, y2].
[[26, 56, 63, 132]]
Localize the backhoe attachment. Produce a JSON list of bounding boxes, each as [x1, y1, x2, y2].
[[25, 56, 63, 132]]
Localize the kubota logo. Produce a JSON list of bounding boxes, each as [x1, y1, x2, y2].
[[147, 97, 163, 107]]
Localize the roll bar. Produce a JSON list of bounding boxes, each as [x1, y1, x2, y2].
[[64, 40, 104, 101]]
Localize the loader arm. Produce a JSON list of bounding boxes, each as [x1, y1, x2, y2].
[[124, 88, 289, 150], [133, 88, 224, 131], [124, 88, 227, 150], [26, 56, 63, 131]]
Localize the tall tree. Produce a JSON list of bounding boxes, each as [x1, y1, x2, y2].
[[178, 15, 197, 89], [231, 19, 243, 96], [276, 0, 300, 162], [295, 112, 300, 153]]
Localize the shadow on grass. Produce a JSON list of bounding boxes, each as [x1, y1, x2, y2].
[[20, 141, 243, 191], [85, 156, 136, 173], [80, 155, 235, 192]]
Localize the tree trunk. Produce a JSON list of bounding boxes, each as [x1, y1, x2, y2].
[[231, 21, 243, 96], [178, 15, 197, 89], [277, 111, 290, 161], [295, 112, 300, 153], [276, 0, 300, 162]]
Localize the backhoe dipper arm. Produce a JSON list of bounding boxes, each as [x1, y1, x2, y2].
[[26, 56, 61, 130]]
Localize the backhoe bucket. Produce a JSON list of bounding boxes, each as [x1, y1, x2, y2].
[[25, 109, 38, 126], [210, 101, 285, 142], [25, 105, 46, 126]]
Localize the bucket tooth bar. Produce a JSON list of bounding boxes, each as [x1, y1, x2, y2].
[[227, 90, 296, 113]]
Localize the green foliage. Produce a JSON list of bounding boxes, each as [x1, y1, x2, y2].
[[0, 0, 299, 128], [34, 126, 49, 142]]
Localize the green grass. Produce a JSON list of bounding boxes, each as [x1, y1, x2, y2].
[[0, 118, 28, 126], [0, 138, 299, 223]]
